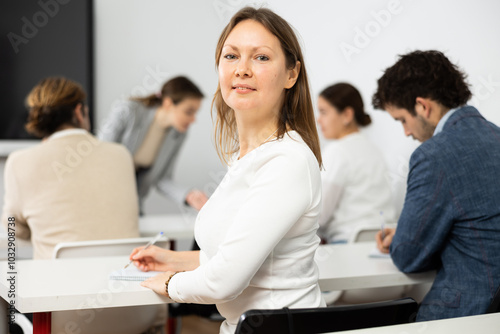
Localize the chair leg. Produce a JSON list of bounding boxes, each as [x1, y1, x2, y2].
[[175, 318, 182, 334], [32, 312, 50, 334], [166, 316, 177, 334]]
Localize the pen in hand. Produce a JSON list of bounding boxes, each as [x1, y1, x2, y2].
[[380, 211, 386, 241], [124, 231, 164, 269]]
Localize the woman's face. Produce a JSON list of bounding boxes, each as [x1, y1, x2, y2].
[[218, 19, 298, 121], [317, 96, 346, 140], [169, 98, 201, 133]]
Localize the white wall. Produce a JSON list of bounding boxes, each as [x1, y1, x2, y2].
[[94, 0, 228, 214], [2, 0, 500, 217]]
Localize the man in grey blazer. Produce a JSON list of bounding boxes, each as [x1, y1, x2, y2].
[[373, 50, 500, 321]]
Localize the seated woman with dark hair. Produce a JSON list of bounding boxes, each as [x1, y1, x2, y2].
[[317, 82, 395, 244], [1, 77, 139, 259]]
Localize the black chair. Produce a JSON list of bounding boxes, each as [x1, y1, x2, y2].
[[486, 285, 500, 313], [235, 298, 418, 334]]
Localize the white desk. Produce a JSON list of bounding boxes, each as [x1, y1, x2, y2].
[[0, 256, 169, 333], [139, 213, 195, 240], [1, 256, 168, 313], [0, 243, 434, 333], [333, 312, 500, 333], [316, 243, 435, 291]]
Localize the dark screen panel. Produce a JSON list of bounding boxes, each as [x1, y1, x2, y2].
[[0, 0, 93, 139]]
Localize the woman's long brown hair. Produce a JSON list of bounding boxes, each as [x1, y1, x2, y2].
[[212, 7, 322, 167]]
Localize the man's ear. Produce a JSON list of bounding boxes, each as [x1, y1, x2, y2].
[[415, 97, 432, 119], [284, 61, 300, 89], [73, 103, 90, 130]]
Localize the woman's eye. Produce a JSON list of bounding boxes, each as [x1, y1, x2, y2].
[[224, 54, 237, 60], [256, 55, 269, 61]]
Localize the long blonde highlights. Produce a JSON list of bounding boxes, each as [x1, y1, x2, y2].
[[212, 7, 322, 167]]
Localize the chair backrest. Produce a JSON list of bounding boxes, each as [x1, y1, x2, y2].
[[349, 226, 381, 243], [337, 226, 407, 305], [51, 237, 169, 334], [235, 298, 418, 334], [486, 285, 500, 313], [53, 236, 170, 259]]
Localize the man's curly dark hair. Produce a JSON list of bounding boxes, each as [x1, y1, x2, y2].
[[372, 50, 472, 115]]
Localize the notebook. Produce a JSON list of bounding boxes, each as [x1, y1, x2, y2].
[[368, 247, 391, 259], [109, 266, 163, 281]]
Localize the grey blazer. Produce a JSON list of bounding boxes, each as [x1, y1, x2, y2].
[[99, 100, 189, 208]]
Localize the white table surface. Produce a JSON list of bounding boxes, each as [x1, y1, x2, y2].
[[139, 213, 195, 240], [0, 243, 435, 314], [316, 243, 435, 291], [332, 312, 500, 333], [0, 256, 169, 313]]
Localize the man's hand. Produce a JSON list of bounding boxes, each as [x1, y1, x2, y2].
[[376, 227, 396, 254]]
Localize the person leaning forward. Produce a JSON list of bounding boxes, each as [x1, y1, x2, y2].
[[373, 50, 500, 321]]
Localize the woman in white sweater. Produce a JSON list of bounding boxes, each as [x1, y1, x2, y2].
[[317, 83, 395, 243], [131, 7, 325, 333]]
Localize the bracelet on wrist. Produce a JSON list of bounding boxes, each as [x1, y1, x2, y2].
[[165, 271, 183, 299]]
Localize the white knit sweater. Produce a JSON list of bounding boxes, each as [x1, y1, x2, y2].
[[168, 131, 325, 333]]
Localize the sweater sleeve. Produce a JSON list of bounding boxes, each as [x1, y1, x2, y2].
[[168, 152, 315, 304], [1, 154, 30, 240]]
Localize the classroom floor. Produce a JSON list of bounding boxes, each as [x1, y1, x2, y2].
[[179, 315, 223, 334]]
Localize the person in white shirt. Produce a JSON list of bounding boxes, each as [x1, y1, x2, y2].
[[130, 7, 326, 333], [317, 83, 395, 243]]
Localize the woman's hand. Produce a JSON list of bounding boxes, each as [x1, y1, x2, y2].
[[155, 108, 175, 129], [129, 246, 201, 272], [141, 271, 176, 297], [130, 245, 171, 272], [186, 190, 208, 211], [375, 227, 396, 254]]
